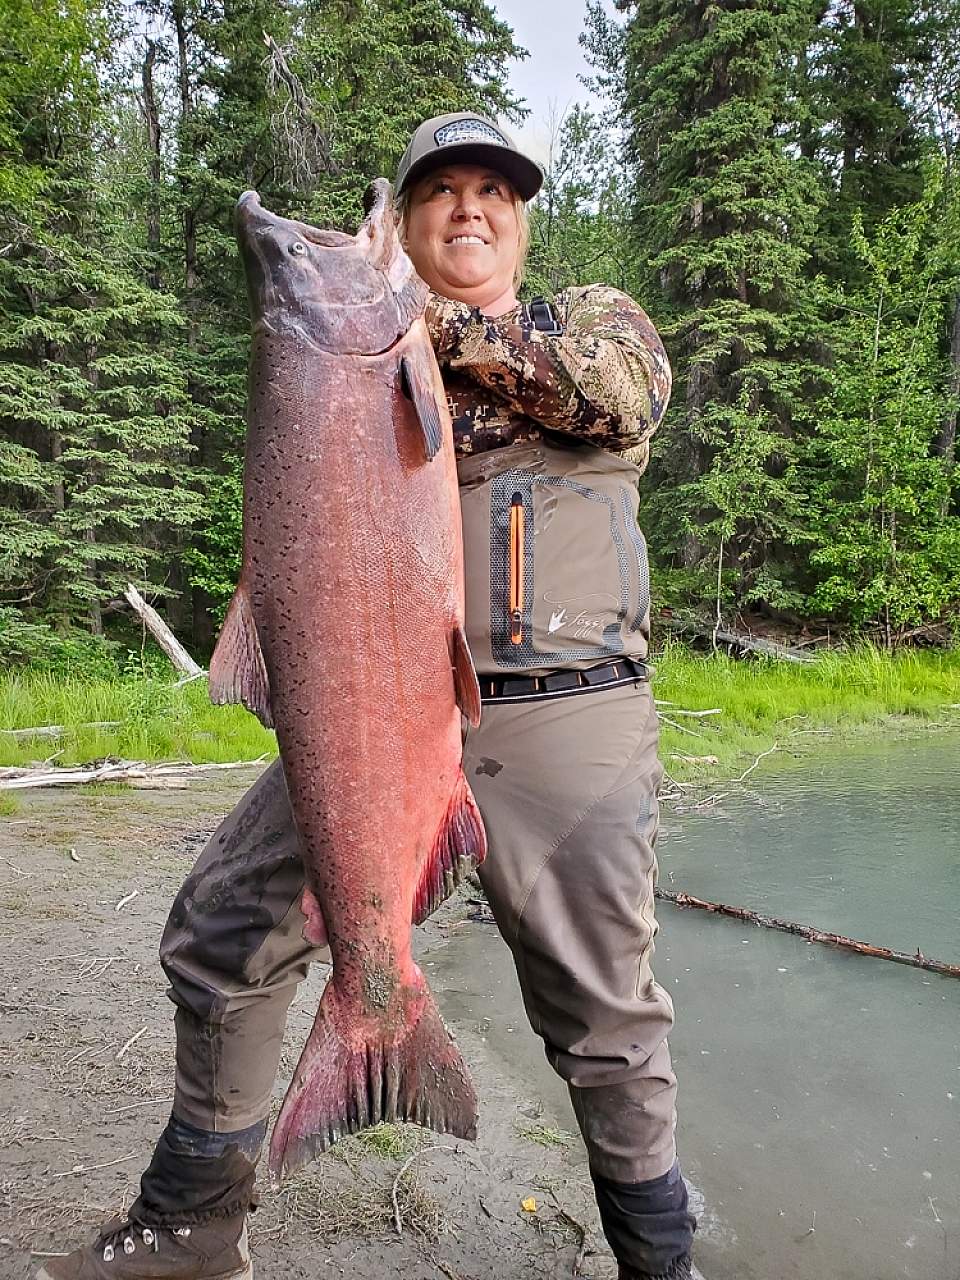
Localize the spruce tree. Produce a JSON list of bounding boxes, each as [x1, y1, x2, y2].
[[798, 0, 934, 286], [585, 0, 823, 616], [0, 0, 199, 639]]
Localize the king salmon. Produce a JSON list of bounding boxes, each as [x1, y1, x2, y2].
[[209, 180, 486, 1178]]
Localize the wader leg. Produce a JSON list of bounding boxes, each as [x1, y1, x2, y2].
[[464, 681, 695, 1274], [131, 760, 324, 1224]]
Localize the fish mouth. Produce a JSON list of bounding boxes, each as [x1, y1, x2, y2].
[[236, 190, 353, 249]]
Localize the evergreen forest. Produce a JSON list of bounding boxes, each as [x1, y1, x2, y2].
[[3, 0, 960, 668]]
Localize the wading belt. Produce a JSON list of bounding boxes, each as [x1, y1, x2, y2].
[[479, 656, 649, 705]]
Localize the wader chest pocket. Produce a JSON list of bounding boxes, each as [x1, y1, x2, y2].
[[489, 470, 651, 669]]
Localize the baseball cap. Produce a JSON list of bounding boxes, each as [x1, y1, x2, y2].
[[395, 112, 543, 202]]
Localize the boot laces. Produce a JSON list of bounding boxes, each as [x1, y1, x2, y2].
[[98, 1221, 191, 1263]]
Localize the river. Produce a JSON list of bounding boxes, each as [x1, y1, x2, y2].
[[435, 732, 960, 1280]]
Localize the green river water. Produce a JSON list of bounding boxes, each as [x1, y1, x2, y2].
[[436, 731, 960, 1280]]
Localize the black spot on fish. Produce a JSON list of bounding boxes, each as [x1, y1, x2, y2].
[[475, 757, 504, 778]]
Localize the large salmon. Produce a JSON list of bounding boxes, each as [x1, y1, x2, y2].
[[209, 180, 486, 1179]]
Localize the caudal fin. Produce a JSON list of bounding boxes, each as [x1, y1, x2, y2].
[[268, 982, 477, 1179]]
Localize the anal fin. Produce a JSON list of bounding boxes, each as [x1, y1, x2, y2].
[[413, 769, 486, 925], [208, 583, 273, 728], [451, 622, 481, 727]]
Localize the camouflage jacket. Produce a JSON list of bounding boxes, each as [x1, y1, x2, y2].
[[426, 284, 672, 471]]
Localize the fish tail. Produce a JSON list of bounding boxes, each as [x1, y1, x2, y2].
[[268, 982, 477, 1179], [412, 769, 486, 925]]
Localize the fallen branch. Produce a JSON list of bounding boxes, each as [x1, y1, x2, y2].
[[115, 1026, 147, 1061], [662, 616, 816, 663], [102, 1097, 174, 1117], [659, 707, 721, 718], [0, 756, 269, 791], [655, 889, 960, 978], [728, 742, 779, 783], [53, 1152, 136, 1179], [124, 584, 203, 678], [0, 721, 120, 739], [657, 716, 705, 739]]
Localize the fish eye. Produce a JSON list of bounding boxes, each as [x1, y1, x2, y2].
[[289, 241, 307, 256]]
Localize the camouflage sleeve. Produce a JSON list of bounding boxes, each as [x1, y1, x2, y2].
[[425, 284, 672, 460]]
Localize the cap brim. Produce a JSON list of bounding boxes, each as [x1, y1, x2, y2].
[[399, 143, 543, 201]]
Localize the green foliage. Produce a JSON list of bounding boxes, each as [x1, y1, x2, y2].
[[582, 0, 960, 632], [0, 0, 201, 635], [0, 607, 118, 675], [587, 0, 825, 601], [801, 164, 960, 637], [525, 106, 634, 299], [3, 0, 960, 657]]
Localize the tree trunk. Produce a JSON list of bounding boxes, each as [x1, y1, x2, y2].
[[172, 0, 212, 651], [937, 286, 960, 515], [141, 40, 162, 290], [85, 526, 102, 635]]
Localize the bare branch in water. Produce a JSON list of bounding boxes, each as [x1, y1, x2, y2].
[[655, 889, 960, 979]]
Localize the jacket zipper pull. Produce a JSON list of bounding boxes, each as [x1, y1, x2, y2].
[[509, 492, 524, 645]]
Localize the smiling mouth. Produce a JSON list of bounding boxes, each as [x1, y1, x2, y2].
[[446, 235, 489, 246]]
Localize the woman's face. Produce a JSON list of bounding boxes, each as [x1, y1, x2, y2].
[[403, 163, 520, 315]]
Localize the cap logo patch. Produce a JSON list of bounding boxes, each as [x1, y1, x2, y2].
[[434, 120, 507, 148]]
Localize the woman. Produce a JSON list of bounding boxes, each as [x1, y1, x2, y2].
[[38, 114, 696, 1280]]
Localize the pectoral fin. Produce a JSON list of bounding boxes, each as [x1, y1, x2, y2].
[[208, 583, 273, 728], [450, 622, 481, 727], [400, 349, 443, 461]]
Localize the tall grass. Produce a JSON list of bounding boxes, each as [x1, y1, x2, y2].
[[0, 673, 275, 768], [0, 645, 957, 777], [653, 643, 960, 779]]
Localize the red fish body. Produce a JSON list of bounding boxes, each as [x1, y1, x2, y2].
[[210, 182, 485, 1177]]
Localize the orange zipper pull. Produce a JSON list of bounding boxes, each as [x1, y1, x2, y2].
[[509, 492, 524, 644]]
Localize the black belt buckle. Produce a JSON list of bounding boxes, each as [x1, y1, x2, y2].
[[583, 662, 618, 687], [542, 670, 582, 693]]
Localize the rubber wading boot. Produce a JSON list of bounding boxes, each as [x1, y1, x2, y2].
[[34, 1213, 252, 1280], [618, 1257, 694, 1280]]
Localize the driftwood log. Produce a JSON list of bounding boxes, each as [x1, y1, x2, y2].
[[124, 584, 204, 678], [661, 617, 816, 664], [0, 721, 122, 738], [655, 888, 960, 979], [0, 757, 268, 791]]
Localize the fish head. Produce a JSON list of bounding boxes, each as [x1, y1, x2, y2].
[[235, 182, 426, 355]]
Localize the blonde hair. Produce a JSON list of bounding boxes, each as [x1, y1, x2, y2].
[[395, 181, 529, 292]]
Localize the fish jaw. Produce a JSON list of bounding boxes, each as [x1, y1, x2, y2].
[[269, 965, 477, 1178]]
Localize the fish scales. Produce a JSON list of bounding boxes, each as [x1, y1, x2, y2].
[[209, 180, 486, 1178]]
